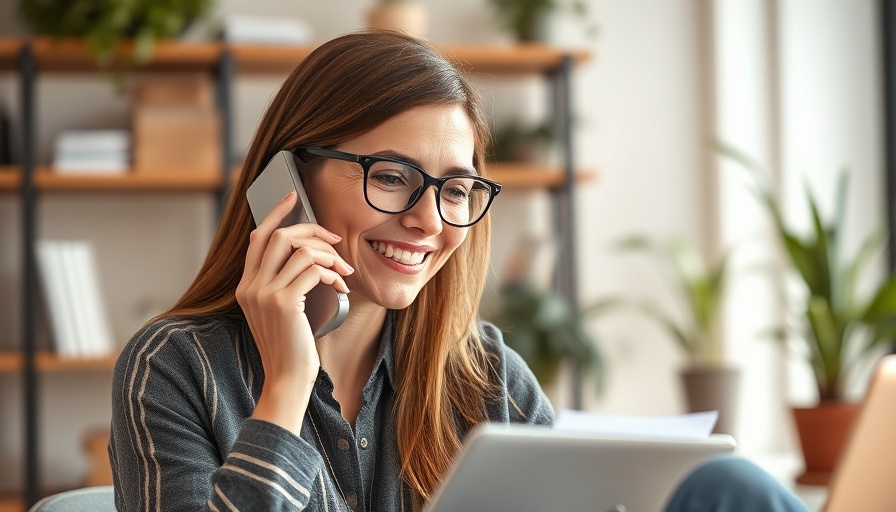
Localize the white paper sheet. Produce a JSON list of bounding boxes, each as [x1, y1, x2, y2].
[[554, 409, 719, 441]]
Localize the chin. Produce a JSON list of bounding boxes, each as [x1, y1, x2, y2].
[[375, 286, 423, 311]]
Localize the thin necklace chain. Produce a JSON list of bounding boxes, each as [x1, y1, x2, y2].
[[307, 403, 389, 511]]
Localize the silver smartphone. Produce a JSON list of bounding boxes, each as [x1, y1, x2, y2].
[[246, 150, 350, 338]]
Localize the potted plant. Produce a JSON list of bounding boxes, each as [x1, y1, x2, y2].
[[490, 234, 604, 395], [494, 280, 604, 391], [587, 236, 740, 434], [488, 0, 594, 43], [719, 144, 896, 485], [19, 0, 212, 67], [367, 0, 427, 38], [488, 120, 556, 164]]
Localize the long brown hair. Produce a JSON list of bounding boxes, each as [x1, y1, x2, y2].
[[161, 30, 497, 505]]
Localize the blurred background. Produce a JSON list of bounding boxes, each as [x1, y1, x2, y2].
[[0, 0, 890, 510]]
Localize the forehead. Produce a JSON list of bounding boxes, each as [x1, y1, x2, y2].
[[345, 105, 476, 162]]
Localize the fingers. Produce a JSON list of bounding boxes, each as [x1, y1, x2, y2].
[[254, 226, 351, 286], [269, 245, 351, 294], [243, 190, 299, 282]]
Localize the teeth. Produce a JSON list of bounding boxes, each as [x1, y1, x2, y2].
[[372, 241, 426, 265]]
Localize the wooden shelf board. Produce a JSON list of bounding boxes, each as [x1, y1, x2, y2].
[[443, 44, 591, 74], [0, 167, 21, 190], [34, 168, 222, 191], [229, 42, 590, 76], [32, 38, 222, 73], [487, 162, 595, 189], [0, 494, 23, 512], [0, 351, 118, 373], [5, 38, 590, 75], [0, 38, 22, 71], [229, 44, 314, 74]]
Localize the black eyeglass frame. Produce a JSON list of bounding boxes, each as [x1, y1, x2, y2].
[[296, 146, 502, 228]]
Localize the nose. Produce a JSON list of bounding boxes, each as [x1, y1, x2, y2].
[[400, 186, 443, 235]]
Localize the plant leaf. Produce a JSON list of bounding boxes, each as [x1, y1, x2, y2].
[[860, 274, 896, 324], [844, 230, 886, 313], [805, 180, 833, 302], [806, 297, 843, 399], [630, 300, 696, 356]]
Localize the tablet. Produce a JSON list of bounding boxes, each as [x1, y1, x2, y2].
[[425, 424, 736, 512]]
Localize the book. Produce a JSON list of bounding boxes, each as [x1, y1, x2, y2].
[[55, 130, 130, 154], [69, 241, 114, 356], [53, 130, 130, 174], [35, 240, 80, 357], [221, 14, 313, 45], [34, 240, 115, 358]]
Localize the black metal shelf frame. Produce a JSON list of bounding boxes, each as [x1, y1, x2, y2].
[[17, 45, 235, 508]]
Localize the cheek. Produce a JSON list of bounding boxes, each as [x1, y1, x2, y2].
[[436, 227, 469, 266]]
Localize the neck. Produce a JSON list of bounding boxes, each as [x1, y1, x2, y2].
[[316, 296, 387, 423]]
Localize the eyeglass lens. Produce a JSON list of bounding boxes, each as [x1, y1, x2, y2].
[[366, 159, 491, 226]]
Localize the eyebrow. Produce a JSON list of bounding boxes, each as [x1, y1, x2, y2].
[[371, 150, 480, 177]]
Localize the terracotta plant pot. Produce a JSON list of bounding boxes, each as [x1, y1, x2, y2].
[[792, 401, 860, 486], [680, 365, 741, 435], [367, 3, 427, 38]]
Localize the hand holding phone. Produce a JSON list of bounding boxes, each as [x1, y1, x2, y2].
[[246, 151, 350, 338]]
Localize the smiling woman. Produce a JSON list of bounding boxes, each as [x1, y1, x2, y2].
[[108, 29, 552, 512], [107, 29, 810, 512]]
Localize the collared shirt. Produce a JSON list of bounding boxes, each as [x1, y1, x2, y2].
[[110, 311, 555, 511]]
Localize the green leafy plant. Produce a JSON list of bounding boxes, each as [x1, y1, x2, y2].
[[493, 281, 603, 390], [19, 0, 212, 67], [488, 120, 555, 163], [587, 237, 731, 367], [718, 144, 896, 401], [488, 0, 594, 42]]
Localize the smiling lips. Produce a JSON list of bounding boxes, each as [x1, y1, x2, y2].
[[370, 241, 428, 265]]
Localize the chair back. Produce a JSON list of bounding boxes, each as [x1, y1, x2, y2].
[[28, 486, 115, 512]]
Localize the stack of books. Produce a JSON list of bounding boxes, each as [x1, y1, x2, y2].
[[221, 14, 313, 45], [53, 130, 130, 174], [35, 239, 115, 358]]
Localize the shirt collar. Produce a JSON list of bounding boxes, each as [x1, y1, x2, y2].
[[372, 309, 398, 389]]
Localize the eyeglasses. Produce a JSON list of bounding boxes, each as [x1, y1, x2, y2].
[[296, 146, 502, 228]]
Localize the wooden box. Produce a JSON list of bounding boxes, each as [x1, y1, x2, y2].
[[133, 107, 221, 174], [132, 74, 214, 109], [84, 429, 113, 487]]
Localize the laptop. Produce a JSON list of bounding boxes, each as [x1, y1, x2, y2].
[[823, 354, 896, 512], [425, 424, 736, 512]]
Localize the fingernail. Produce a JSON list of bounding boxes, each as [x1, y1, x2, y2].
[[280, 190, 296, 203], [345, 263, 355, 274], [331, 232, 342, 241]]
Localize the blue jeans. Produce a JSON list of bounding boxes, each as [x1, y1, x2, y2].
[[664, 455, 810, 512]]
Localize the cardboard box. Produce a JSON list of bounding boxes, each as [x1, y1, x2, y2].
[[133, 107, 221, 173], [132, 74, 214, 109], [83, 429, 113, 487]]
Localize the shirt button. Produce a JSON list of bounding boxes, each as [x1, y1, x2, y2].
[[337, 438, 349, 451], [345, 492, 358, 508], [360, 437, 369, 449]]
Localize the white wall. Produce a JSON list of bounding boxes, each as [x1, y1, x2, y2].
[[0, 0, 887, 493]]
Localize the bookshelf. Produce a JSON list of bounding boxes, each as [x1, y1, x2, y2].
[[6, 37, 592, 509]]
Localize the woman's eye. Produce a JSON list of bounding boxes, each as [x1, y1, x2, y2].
[[370, 171, 409, 187], [444, 183, 470, 202]]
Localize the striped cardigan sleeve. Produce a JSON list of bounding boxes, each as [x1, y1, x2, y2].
[[109, 318, 324, 511]]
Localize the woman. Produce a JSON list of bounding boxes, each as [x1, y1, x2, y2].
[[110, 30, 807, 511]]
